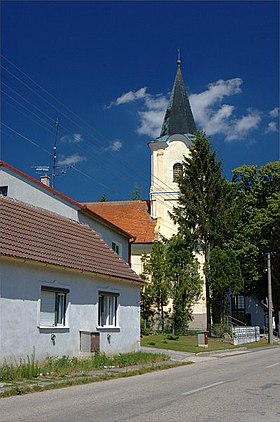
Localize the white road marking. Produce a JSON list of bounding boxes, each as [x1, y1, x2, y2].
[[182, 381, 225, 396], [265, 362, 280, 369]]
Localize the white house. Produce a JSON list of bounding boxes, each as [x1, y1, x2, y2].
[[0, 196, 145, 364], [0, 161, 132, 263]]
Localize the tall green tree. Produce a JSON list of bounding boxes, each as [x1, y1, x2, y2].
[[207, 247, 243, 325], [171, 132, 235, 329], [141, 242, 169, 331], [230, 162, 280, 322], [165, 235, 203, 334]]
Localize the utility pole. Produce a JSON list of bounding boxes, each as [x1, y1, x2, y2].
[[267, 252, 273, 344], [52, 118, 59, 189]]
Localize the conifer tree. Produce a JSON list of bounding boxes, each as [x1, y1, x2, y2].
[[171, 132, 234, 329]]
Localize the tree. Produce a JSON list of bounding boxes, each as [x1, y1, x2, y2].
[[165, 235, 203, 334], [141, 242, 169, 331], [230, 162, 280, 324], [130, 184, 142, 200], [171, 132, 235, 329], [100, 193, 107, 202], [207, 247, 243, 326]]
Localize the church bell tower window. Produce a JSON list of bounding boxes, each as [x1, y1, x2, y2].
[[173, 162, 183, 182]]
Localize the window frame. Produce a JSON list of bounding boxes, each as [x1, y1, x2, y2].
[[172, 162, 183, 183], [0, 186, 8, 196], [98, 291, 119, 328], [40, 286, 69, 328], [112, 241, 122, 257]]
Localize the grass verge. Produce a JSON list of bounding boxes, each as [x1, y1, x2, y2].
[[141, 334, 279, 353]]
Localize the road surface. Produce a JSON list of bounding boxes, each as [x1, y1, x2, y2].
[[1, 348, 279, 421]]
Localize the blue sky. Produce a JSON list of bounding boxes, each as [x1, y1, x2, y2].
[[1, 1, 279, 202]]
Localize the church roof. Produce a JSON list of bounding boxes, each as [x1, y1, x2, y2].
[[83, 201, 157, 244], [160, 58, 196, 137]]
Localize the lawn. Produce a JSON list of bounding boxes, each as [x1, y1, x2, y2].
[[141, 333, 275, 353]]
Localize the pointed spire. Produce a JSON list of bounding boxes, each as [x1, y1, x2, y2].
[[160, 55, 196, 137]]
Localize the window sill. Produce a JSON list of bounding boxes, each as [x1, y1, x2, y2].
[[96, 326, 120, 332], [38, 326, 70, 333]]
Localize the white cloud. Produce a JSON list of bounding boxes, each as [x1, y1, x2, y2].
[[137, 96, 168, 137], [226, 110, 261, 141], [189, 78, 243, 137], [269, 107, 279, 118], [266, 121, 278, 133], [103, 139, 123, 152], [108, 77, 264, 141], [60, 133, 84, 144], [110, 140, 122, 151], [108, 87, 148, 108], [58, 154, 86, 166]]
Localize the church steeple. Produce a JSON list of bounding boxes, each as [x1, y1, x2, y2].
[[160, 56, 196, 137]]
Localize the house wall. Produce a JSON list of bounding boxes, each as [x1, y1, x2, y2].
[[131, 243, 153, 276], [79, 213, 129, 262], [0, 168, 78, 220], [0, 168, 130, 262], [0, 258, 141, 363], [245, 295, 267, 330]]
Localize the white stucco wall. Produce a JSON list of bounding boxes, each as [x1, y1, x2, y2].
[[0, 169, 79, 220], [79, 213, 129, 262], [0, 258, 141, 363]]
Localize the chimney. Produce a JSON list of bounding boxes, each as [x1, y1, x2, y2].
[[40, 175, 50, 187]]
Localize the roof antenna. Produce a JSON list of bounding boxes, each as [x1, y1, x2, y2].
[[52, 117, 60, 189], [177, 48, 181, 66]]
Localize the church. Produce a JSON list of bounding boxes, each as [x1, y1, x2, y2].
[[85, 57, 207, 330]]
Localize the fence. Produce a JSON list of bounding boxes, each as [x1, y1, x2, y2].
[[232, 326, 260, 346]]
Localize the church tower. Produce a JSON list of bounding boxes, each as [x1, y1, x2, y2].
[[149, 56, 207, 329], [149, 56, 196, 239]]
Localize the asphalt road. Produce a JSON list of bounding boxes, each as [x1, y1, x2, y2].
[[1, 348, 279, 422]]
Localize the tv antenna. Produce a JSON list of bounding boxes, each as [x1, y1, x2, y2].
[[32, 165, 50, 175], [51, 117, 60, 189]]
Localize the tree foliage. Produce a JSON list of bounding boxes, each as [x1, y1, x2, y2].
[[141, 242, 169, 331], [172, 131, 234, 256], [230, 162, 280, 320], [171, 132, 235, 328], [166, 235, 203, 334], [208, 247, 243, 324]]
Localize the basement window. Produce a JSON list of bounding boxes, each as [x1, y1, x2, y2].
[[40, 287, 69, 327]]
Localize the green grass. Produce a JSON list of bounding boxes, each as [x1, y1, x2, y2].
[[0, 352, 169, 382], [141, 334, 277, 353]]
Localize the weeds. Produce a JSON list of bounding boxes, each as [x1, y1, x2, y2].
[[0, 352, 168, 382]]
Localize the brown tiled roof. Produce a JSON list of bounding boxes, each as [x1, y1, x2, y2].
[[0, 161, 132, 239], [84, 201, 156, 243], [0, 197, 143, 284]]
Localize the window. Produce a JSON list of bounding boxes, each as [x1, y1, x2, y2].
[[0, 186, 8, 196], [173, 163, 183, 182], [40, 287, 69, 327], [112, 241, 121, 256], [98, 292, 119, 327]]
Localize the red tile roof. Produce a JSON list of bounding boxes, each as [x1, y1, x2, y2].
[[84, 201, 156, 243], [0, 197, 143, 284], [0, 161, 132, 239]]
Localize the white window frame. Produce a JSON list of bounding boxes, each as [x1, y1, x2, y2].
[[40, 286, 69, 327], [112, 241, 122, 257], [98, 291, 119, 328]]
